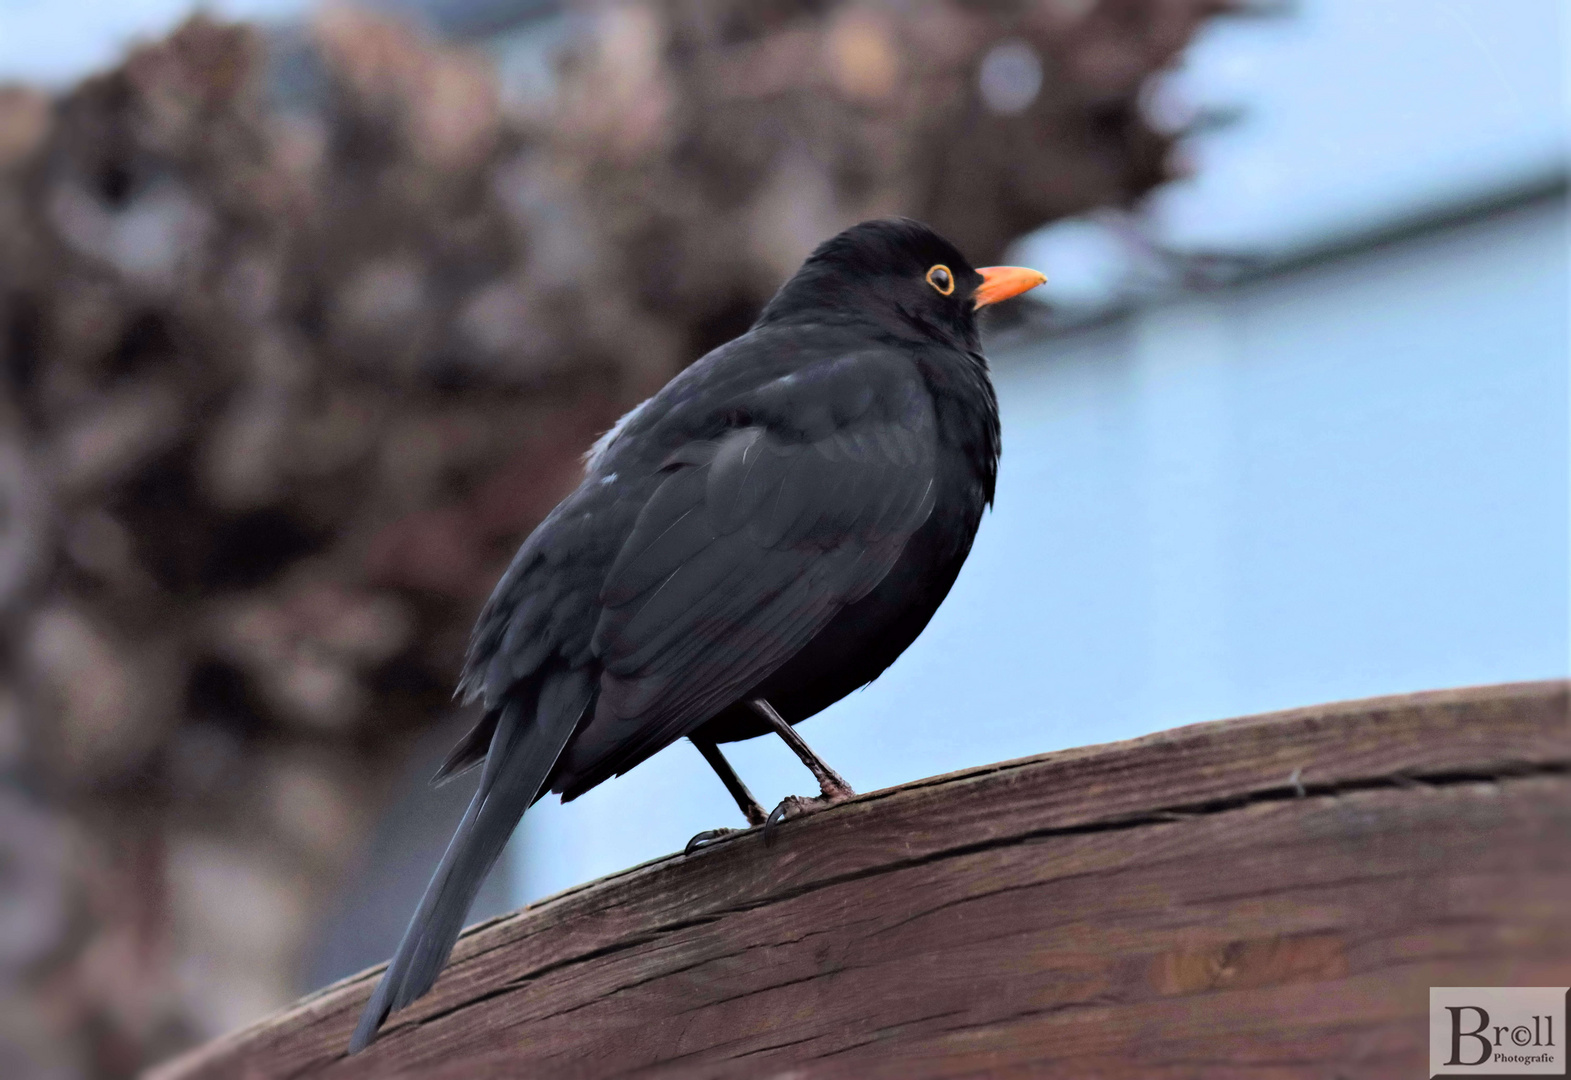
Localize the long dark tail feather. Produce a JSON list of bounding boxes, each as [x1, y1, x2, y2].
[[430, 710, 499, 787], [349, 667, 592, 1053]]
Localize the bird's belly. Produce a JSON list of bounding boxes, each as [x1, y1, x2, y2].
[[696, 503, 976, 743]]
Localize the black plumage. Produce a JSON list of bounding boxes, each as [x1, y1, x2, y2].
[[350, 218, 1043, 1052]]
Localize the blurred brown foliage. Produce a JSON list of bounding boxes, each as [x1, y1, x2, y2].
[[0, 0, 1223, 1074]]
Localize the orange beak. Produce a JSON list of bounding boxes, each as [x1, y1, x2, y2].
[[974, 265, 1048, 309]]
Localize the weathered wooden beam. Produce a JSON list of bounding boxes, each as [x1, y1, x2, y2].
[[152, 681, 1570, 1078]]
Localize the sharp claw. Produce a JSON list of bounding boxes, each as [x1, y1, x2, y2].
[[763, 801, 789, 846], [764, 793, 832, 843], [684, 828, 736, 855]]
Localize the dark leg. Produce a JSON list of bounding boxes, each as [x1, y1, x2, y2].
[[692, 735, 767, 826], [748, 698, 855, 838], [748, 699, 854, 800], [684, 735, 768, 856]]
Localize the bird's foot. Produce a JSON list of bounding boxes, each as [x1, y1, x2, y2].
[[684, 827, 744, 856], [763, 784, 854, 845]]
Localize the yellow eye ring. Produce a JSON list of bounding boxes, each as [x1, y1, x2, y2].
[[925, 264, 955, 295]]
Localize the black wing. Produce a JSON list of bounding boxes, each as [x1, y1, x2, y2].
[[437, 469, 634, 786], [552, 350, 938, 795]]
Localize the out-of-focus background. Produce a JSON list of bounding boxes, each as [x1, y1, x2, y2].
[[0, 0, 1563, 1075]]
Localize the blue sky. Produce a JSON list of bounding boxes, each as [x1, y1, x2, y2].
[[1153, 0, 1567, 252], [1022, 0, 1568, 306]]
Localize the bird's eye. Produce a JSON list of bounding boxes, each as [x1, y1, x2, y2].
[[925, 264, 955, 295]]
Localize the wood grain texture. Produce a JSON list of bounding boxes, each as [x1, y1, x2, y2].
[[150, 681, 1570, 1079]]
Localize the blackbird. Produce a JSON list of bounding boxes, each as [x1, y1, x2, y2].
[[349, 218, 1044, 1051]]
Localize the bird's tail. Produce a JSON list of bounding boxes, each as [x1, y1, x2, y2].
[[349, 666, 592, 1053]]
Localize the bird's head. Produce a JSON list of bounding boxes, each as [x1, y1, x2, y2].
[[755, 218, 1046, 350]]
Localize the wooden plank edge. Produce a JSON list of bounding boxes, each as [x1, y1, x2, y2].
[[145, 679, 1569, 1080]]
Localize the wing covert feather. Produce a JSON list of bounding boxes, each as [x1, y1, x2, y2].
[[563, 359, 940, 788]]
